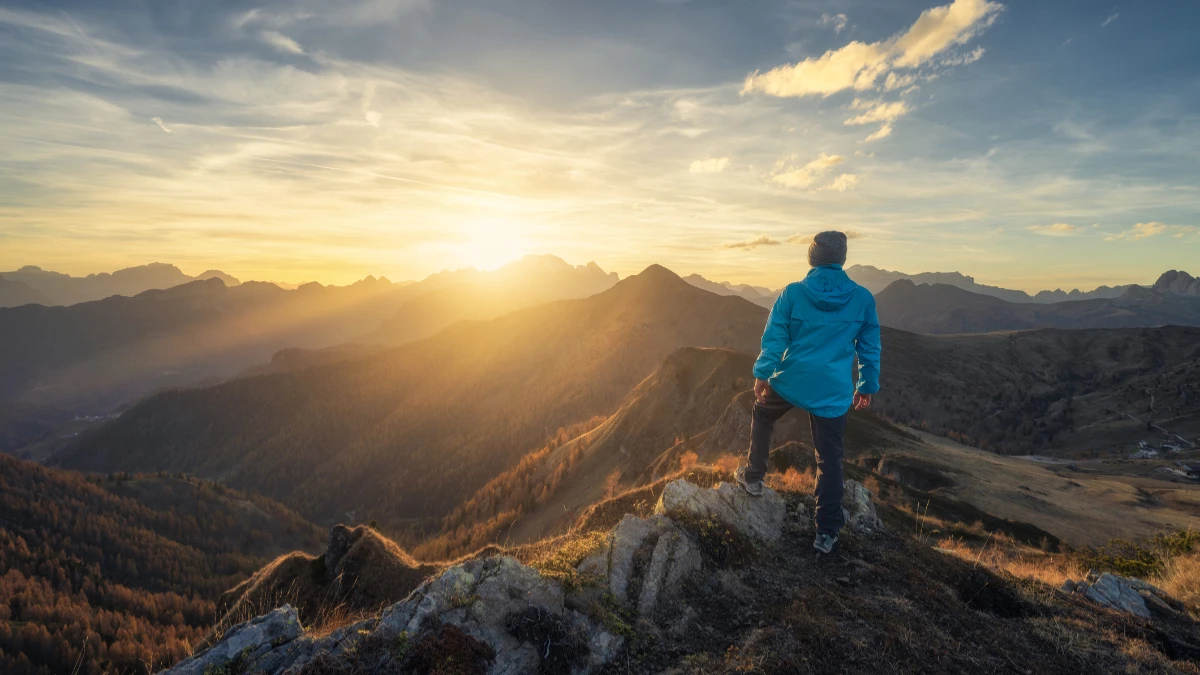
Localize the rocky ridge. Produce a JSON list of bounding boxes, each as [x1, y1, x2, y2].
[[160, 477, 880, 675]]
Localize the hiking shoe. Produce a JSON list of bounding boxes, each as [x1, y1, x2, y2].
[[813, 533, 839, 554], [734, 467, 764, 497]]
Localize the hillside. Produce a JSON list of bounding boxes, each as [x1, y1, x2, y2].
[[0, 453, 324, 675], [0, 276, 49, 307], [875, 326, 1200, 456], [56, 266, 768, 531], [875, 277, 1200, 334], [0, 276, 410, 414], [0, 256, 621, 454], [165, 467, 1200, 675]]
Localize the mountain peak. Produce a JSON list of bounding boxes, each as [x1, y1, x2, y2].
[[1155, 270, 1199, 296]]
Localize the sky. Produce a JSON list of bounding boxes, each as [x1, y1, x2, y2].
[[0, 0, 1197, 292]]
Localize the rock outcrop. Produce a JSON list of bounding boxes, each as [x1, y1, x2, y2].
[[162, 475, 806, 672], [165, 605, 302, 675], [159, 478, 879, 675], [1060, 571, 1186, 620], [842, 479, 885, 533], [653, 479, 787, 543]]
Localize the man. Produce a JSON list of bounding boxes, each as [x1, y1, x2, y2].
[[735, 231, 881, 555]]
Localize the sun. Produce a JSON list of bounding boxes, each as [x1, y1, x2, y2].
[[454, 220, 531, 271]]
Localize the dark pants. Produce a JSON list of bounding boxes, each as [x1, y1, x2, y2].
[[745, 389, 847, 536]]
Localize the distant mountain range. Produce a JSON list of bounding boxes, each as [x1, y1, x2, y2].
[[0, 263, 242, 307], [683, 264, 1148, 308], [681, 274, 777, 308], [844, 264, 1136, 304], [55, 266, 768, 529], [0, 255, 618, 420], [875, 271, 1200, 334], [362, 255, 618, 345]]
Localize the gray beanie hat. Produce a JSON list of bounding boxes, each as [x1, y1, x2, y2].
[[808, 231, 848, 267]]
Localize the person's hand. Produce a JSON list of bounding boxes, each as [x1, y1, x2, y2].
[[754, 378, 772, 403], [853, 392, 872, 410]]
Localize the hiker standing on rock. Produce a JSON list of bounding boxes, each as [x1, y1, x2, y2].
[[735, 231, 881, 554]]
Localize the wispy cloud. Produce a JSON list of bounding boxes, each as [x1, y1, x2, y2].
[[261, 30, 304, 54], [1104, 222, 1167, 241], [719, 234, 782, 250], [821, 173, 862, 192], [1102, 12, 1119, 27], [689, 157, 730, 174], [845, 99, 910, 126], [863, 124, 894, 142], [1028, 222, 1078, 236], [150, 117, 172, 133], [822, 13, 848, 34], [742, 0, 1001, 98], [940, 46, 985, 66], [771, 153, 845, 189], [785, 230, 864, 245]]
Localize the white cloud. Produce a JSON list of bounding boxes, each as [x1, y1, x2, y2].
[[261, 30, 304, 54], [822, 13, 848, 34], [1102, 12, 1119, 27], [771, 153, 844, 189], [845, 100, 910, 125], [1027, 222, 1078, 236], [883, 72, 918, 91], [892, 0, 1000, 68], [863, 124, 893, 142], [1104, 222, 1167, 241], [151, 117, 172, 133], [821, 173, 862, 192], [719, 234, 782, 250], [742, 0, 1001, 98], [689, 157, 730, 174]]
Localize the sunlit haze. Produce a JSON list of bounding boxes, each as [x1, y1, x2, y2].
[[1, 0, 1197, 290]]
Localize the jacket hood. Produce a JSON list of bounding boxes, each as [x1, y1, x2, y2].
[[799, 265, 859, 311]]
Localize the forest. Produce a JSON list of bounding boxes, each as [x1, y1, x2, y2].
[[0, 454, 323, 675]]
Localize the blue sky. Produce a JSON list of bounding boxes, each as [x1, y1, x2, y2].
[[0, 0, 1197, 291]]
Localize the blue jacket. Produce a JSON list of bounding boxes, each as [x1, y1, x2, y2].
[[753, 265, 881, 418]]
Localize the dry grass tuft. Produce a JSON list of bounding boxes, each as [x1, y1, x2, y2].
[[1157, 553, 1200, 615], [935, 536, 1077, 588], [765, 467, 815, 494]]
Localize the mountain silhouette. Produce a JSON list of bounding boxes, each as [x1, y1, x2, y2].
[[362, 254, 618, 345], [55, 265, 769, 530], [0, 263, 243, 307], [875, 276, 1200, 334], [846, 264, 1136, 303]]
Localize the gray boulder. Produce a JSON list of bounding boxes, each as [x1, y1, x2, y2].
[[654, 479, 786, 543], [1083, 573, 1152, 619], [607, 515, 657, 605], [375, 555, 622, 675], [161, 605, 302, 675], [842, 479, 884, 533], [583, 513, 701, 617]]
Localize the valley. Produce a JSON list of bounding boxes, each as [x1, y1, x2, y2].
[[3, 261, 1199, 674]]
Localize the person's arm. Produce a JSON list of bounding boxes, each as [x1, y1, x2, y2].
[[753, 289, 792, 398], [853, 295, 881, 409]]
